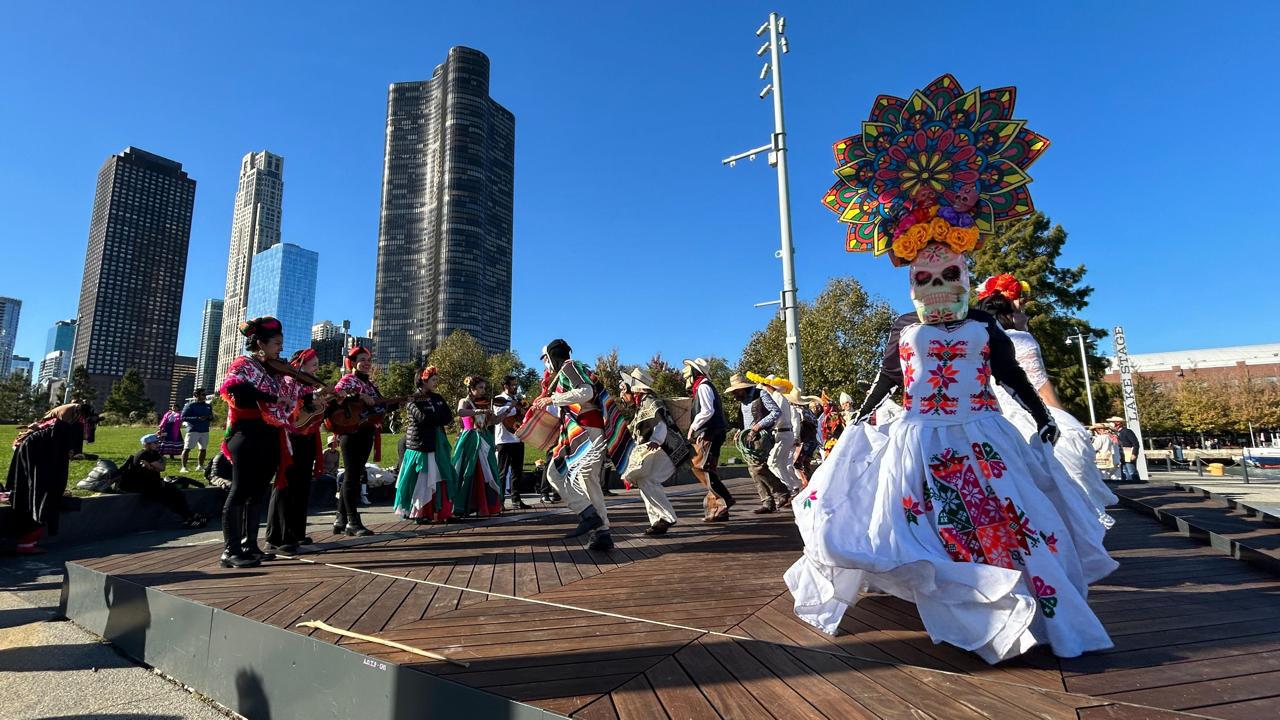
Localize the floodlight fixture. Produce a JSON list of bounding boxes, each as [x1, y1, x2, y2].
[[756, 41, 769, 57], [780, 37, 789, 54], [778, 17, 786, 34], [756, 20, 769, 36], [759, 63, 770, 80], [759, 84, 773, 99]]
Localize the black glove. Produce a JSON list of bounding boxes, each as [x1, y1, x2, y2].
[[1037, 420, 1059, 445]]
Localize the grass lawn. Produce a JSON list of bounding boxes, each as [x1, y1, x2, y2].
[[1, 423, 744, 498]]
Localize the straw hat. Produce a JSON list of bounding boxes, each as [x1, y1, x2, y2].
[[626, 367, 656, 393], [1105, 416, 1125, 423], [786, 388, 822, 406], [724, 373, 755, 393], [682, 357, 712, 378]]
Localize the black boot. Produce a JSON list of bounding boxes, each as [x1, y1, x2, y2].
[[220, 504, 259, 569], [564, 506, 604, 538], [644, 518, 674, 535], [588, 528, 615, 551], [340, 477, 373, 536], [242, 504, 276, 561], [510, 493, 531, 510], [753, 502, 777, 514]]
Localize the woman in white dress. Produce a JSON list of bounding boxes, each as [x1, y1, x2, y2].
[[791, 74, 1111, 663], [975, 275, 1118, 533]]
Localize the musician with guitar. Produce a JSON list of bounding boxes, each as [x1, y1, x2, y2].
[[492, 375, 530, 509], [329, 346, 393, 536], [451, 376, 503, 518], [265, 348, 332, 553]]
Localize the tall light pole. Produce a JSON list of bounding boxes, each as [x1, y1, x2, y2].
[[1066, 331, 1096, 425], [723, 12, 803, 391]]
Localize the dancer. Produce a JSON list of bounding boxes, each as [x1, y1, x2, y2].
[[218, 316, 291, 568], [331, 346, 385, 536], [787, 389, 822, 489], [157, 403, 184, 457], [747, 373, 802, 494], [726, 373, 791, 514], [493, 375, 530, 509], [975, 274, 1118, 533], [394, 366, 459, 523], [533, 339, 619, 551], [264, 348, 329, 553], [683, 358, 735, 521], [788, 75, 1111, 662], [4, 404, 95, 553], [453, 376, 503, 518], [618, 368, 680, 535], [819, 392, 844, 457]]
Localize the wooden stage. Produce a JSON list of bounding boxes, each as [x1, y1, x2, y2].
[[63, 476, 1280, 719]]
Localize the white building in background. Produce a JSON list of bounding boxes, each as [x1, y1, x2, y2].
[[38, 349, 70, 386], [215, 151, 284, 382], [195, 298, 223, 393], [312, 319, 340, 342], [0, 297, 21, 377]]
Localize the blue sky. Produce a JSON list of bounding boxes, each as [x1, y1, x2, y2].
[[2, 2, 1277, 371]]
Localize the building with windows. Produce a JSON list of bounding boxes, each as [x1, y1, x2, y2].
[[312, 320, 340, 342], [1105, 343, 1280, 386], [372, 46, 515, 364], [46, 319, 76, 356], [195, 298, 223, 393], [245, 243, 318, 358], [171, 354, 196, 407], [216, 151, 284, 380], [10, 355, 32, 380], [0, 297, 20, 378], [38, 350, 69, 387], [72, 147, 195, 411]]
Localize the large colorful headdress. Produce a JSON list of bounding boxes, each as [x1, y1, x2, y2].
[[976, 274, 1030, 303], [821, 74, 1050, 266]]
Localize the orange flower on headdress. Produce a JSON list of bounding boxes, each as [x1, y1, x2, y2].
[[977, 274, 1028, 302]]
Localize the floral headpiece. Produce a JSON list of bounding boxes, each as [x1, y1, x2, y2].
[[419, 365, 438, 381], [745, 371, 794, 394], [821, 74, 1050, 266], [291, 348, 318, 367], [976, 274, 1031, 302]]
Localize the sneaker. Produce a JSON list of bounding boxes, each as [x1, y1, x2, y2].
[[359, 492, 371, 506], [564, 508, 604, 539], [180, 465, 189, 473], [345, 525, 374, 537]]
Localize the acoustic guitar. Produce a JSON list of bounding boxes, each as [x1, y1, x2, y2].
[[324, 394, 415, 435]]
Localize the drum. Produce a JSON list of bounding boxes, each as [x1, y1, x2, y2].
[[516, 406, 560, 453]]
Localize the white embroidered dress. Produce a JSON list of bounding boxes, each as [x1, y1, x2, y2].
[[785, 319, 1113, 663], [994, 330, 1118, 541]]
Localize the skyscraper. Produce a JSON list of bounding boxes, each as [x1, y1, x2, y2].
[[195, 299, 223, 392], [171, 354, 196, 407], [38, 350, 69, 387], [245, 243, 318, 358], [0, 297, 21, 377], [216, 151, 284, 380], [372, 46, 515, 364], [73, 147, 196, 411], [10, 356, 33, 381], [46, 319, 76, 356]]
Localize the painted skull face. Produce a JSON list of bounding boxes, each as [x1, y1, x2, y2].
[[909, 242, 970, 324]]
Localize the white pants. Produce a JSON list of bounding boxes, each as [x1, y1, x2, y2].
[[546, 428, 610, 530], [768, 430, 801, 492], [623, 445, 677, 525]]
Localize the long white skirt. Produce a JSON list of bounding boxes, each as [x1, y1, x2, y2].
[[785, 413, 1113, 663]]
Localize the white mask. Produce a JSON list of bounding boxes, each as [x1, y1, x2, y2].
[[908, 242, 970, 324]]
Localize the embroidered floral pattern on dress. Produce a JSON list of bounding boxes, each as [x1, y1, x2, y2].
[[911, 339, 967, 416], [802, 490, 817, 510], [924, 448, 1027, 569], [971, 442, 1006, 479], [1033, 576, 1058, 618], [903, 495, 925, 524]]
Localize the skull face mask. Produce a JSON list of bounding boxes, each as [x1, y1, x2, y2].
[[908, 242, 970, 324]]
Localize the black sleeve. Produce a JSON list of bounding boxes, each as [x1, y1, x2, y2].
[[854, 312, 915, 422], [974, 310, 1052, 428], [429, 394, 454, 426], [226, 382, 277, 407], [407, 400, 429, 425]]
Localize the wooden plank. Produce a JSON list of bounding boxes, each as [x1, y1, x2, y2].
[[734, 637, 884, 720], [611, 674, 670, 720], [380, 563, 455, 630], [1199, 694, 1280, 720], [672, 641, 774, 719], [779, 642, 943, 720], [1101, 668, 1280, 711], [1066, 649, 1280, 697], [643, 656, 719, 720], [460, 553, 496, 608], [697, 635, 827, 720], [450, 655, 666, 689], [1075, 704, 1202, 719], [573, 693, 620, 720]]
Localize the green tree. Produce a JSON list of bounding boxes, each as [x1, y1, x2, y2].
[[103, 369, 154, 420], [0, 373, 45, 423], [646, 354, 686, 399], [738, 277, 895, 404], [594, 349, 624, 401], [313, 362, 342, 388], [376, 361, 419, 399], [1133, 375, 1178, 434], [968, 212, 1107, 422], [424, 330, 488, 406], [487, 350, 536, 397], [69, 365, 97, 405]]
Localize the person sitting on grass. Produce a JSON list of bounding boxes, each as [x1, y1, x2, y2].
[[118, 434, 208, 529]]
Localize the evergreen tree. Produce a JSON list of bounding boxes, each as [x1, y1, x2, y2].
[[103, 368, 154, 419], [969, 212, 1107, 422], [69, 365, 96, 404], [0, 373, 45, 423]]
